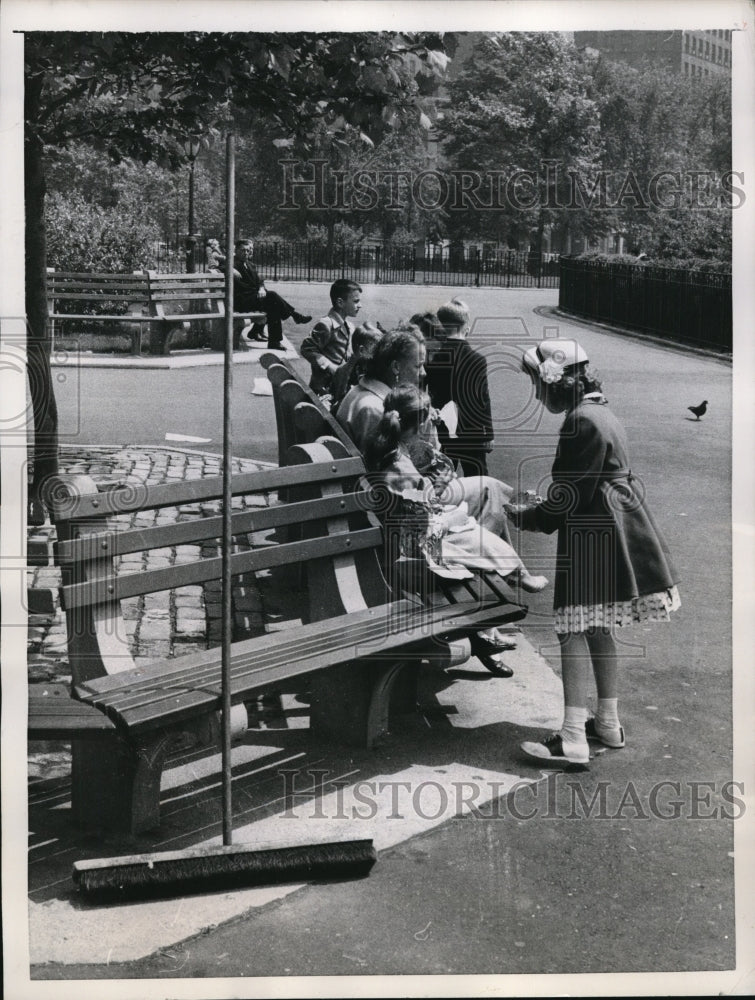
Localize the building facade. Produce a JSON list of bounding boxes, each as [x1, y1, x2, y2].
[[574, 30, 731, 78]]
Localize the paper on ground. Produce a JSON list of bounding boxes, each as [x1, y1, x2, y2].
[[252, 378, 274, 396], [165, 432, 213, 443]]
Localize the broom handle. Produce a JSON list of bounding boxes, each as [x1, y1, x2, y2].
[[221, 133, 236, 846]]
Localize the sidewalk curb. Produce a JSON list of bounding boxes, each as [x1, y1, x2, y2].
[[50, 337, 297, 369], [538, 306, 732, 364]]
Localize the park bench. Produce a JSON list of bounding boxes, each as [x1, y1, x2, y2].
[[33, 444, 526, 835], [260, 352, 362, 465], [144, 271, 266, 355], [47, 269, 151, 355], [47, 269, 265, 356]]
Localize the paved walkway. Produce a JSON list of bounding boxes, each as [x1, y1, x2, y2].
[[25, 444, 566, 969]]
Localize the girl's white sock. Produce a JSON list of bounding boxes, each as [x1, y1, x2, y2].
[[561, 705, 589, 747], [596, 697, 620, 731]]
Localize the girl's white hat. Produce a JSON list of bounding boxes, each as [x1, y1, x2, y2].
[[522, 339, 588, 383]]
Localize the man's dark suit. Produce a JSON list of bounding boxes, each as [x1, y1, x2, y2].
[[233, 259, 297, 349], [425, 336, 494, 477]]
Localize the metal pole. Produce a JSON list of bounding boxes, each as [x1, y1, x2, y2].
[[186, 158, 197, 273], [221, 133, 235, 846]]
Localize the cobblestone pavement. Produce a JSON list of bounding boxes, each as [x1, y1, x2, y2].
[[27, 445, 290, 776]]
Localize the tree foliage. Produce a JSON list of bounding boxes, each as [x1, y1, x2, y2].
[[24, 29, 453, 513], [590, 56, 732, 260], [439, 32, 605, 250]]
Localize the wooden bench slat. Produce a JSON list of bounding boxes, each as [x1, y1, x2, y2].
[[56, 490, 374, 563], [49, 289, 148, 297], [77, 601, 416, 697], [50, 278, 148, 288], [50, 296, 148, 304], [51, 457, 365, 521], [49, 270, 149, 281], [266, 359, 363, 458], [151, 313, 222, 321], [85, 598, 513, 709], [98, 601, 520, 734], [49, 314, 155, 322], [61, 526, 384, 608], [150, 289, 224, 297], [28, 683, 118, 740], [78, 599, 518, 734], [88, 604, 431, 713]]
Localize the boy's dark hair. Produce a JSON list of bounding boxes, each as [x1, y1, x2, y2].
[[410, 312, 442, 339], [330, 278, 362, 306]]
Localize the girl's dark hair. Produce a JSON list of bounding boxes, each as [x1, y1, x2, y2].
[[367, 328, 424, 383], [546, 363, 603, 408], [364, 383, 431, 472], [352, 322, 384, 355], [409, 312, 442, 339]]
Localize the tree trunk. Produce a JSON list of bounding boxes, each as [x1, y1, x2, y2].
[[25, 74, 59, 524]]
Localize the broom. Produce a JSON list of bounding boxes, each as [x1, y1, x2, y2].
[[72, 134, 376, 902]]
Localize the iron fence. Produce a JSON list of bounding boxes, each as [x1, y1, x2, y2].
[[152, 239, 561, 288], [559, 257, 732, 352]]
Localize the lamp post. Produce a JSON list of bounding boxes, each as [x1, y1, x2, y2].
[[184, 136, 201, 272]]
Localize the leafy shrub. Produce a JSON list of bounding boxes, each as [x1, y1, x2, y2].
[[572, 252, 730, 274], [305, 222, 366, 246], [46, 191, 161, 273]]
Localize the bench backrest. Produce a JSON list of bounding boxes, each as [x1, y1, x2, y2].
[[47, 270, 150, 312], [263, 356, 362, 461], [144, 271, 226, 305], [50, 449, 388, 687]]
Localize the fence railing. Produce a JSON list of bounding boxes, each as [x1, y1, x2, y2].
[[153, 239, 561, 288], [558, 257, 732, 352]]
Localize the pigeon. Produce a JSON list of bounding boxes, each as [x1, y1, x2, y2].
[[688, 400, 708, 420]]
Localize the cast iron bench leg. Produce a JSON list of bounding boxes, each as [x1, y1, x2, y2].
[[71, 720, 215, 834], [309, 658, 415, 748], [71, 735, 171, 835]]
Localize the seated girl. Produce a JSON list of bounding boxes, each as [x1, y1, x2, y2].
[[364, 384, 548, 676]]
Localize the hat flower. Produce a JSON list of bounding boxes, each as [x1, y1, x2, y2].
[[538, 357, 564, 383]]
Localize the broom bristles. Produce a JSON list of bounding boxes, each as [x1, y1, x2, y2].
[[73, 839, 377, 902]]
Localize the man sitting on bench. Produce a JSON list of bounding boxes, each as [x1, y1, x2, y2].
[[233, 238, 311, 349]]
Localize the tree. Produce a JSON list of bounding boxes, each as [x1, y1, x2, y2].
[[438, 33, 605, 251], [24, 30, 452, 518], [592, 57, 732, 260]]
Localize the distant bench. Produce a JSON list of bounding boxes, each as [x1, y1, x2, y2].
[[47, 268, 265, 356]]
